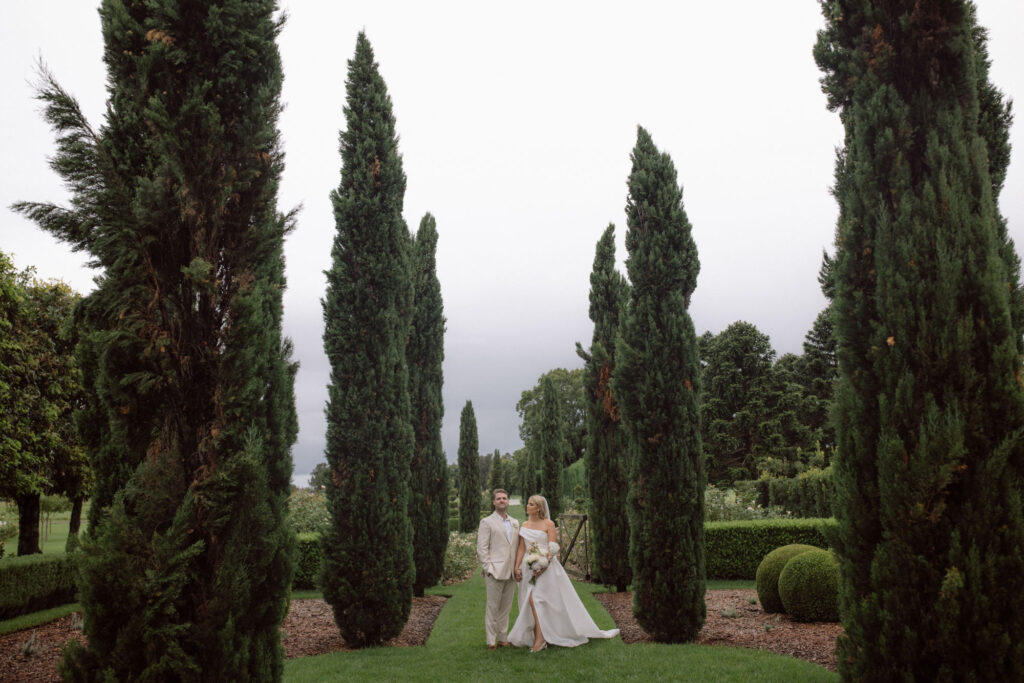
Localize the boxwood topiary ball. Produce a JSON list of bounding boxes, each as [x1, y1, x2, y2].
[[755, 544, 820, 613], [778, 548, 840, 622]]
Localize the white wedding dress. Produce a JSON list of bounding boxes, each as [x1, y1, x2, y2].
[[507, 527, 620, 648]]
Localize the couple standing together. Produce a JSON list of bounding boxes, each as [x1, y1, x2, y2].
[[476, 489, 619, 652]]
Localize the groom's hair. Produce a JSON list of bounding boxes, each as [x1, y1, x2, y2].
[[492, 488, 508, 500]]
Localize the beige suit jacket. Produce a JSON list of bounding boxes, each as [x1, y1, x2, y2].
[[476, 511, 520, 580]]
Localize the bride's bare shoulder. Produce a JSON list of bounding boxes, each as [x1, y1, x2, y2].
[[544, 519, 556, 530]]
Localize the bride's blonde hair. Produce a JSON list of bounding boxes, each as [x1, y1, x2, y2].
[[528, 495, 548, 520]]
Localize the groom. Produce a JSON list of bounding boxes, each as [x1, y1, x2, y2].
[[476, 488, 520, 649]]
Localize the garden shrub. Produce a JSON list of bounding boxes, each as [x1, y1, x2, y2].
[[705, 518, 835, 579], [293, 533, 322, 590], [441, 531, 477, 584], [287, 488, 329, 535], [778, 548, 839, 622], [766, 466, 835, 518], [0, 553, 78, 620], [755, 543, 820, 613]]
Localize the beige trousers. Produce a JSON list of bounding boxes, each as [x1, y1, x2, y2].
[[484, 572, 516, 645]]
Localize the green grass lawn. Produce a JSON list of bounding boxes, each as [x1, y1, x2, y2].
[[283, 572, 837, 682]]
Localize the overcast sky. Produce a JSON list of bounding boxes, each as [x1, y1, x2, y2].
[[3, 2, 1023, 484]]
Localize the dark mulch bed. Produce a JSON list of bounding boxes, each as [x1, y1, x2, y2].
[[594, 589, 842, 671], [0, 595, 447, 683]]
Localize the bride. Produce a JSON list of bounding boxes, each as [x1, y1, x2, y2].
[[507, 495, 619, 652]]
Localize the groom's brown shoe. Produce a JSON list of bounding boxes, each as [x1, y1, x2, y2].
[[487, 644, 497, 650], [497, 641, 512, 648]]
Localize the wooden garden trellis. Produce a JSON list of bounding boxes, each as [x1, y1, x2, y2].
[[556, 513, 590, 581]]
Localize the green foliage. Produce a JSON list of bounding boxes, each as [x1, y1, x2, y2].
[[560, 459, 587, 511], [0, 254, 88, 556], [408, 213, 448, 597], [516, 368, 587, 467], [321, 32, 414, 650], [0, 505, 17, 558], [0, 553, 77, 620], [700, 321, 819, 483], [486, 450, 506, 492], [704, 485, 792, 522], [614, 127, 705, 642], [765, 467, 835, 518], [18, 2, 299, 678], [293, 533, 322, 590], [441, 531, 478, 585], [538, 374, 566, 517], [705, 519, 835, 580], [457, 402, 480, 533], [817, 1, 1024, 678], [576, 223, 631, 591], [755, 544, 821, 614], [777, 549, 839, 622], [288, 489, 329, 535]]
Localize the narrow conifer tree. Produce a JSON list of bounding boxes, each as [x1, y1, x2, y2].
[[816, 2, 1024, 678], [538, 372, 565, 519], [576, 224, 631, 590], [613, 127, 705, 642], [16, 1, 298, 678], [487, 449, 505, 492], [408, 213, 448, 597], [457, 401, 480, 532], [321, 32, 414, 647]]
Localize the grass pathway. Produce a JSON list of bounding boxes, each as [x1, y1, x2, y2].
[[284, 573, 838, 682]]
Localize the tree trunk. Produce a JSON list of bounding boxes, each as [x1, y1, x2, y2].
[[66, 496, 84, 551], [16, 493, 41, 555]]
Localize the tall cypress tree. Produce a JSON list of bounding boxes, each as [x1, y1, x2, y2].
[[16, 1, 298, 678], [408, 212, 448, 597], [816, 2, 1024, 678], [487, 449, 505, 492], [457, 401, 480, 532], [538, 374, 566, 519], [613, 126, 705, 642], [577, 224, 631, 590], [321, 32, 414, 648]]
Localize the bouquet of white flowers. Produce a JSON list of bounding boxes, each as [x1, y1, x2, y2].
[[526, 540, 560, 584]]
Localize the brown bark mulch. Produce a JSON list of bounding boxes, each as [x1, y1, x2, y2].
[[0, 595, 447, 683], [593, 589, 842, 671]]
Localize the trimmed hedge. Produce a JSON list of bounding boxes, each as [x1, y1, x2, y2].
[[295, 518, 838, 586], [778, 548, 840, 622], [0, 553, 78, 620], [755, 544, 820, 613], [294, 533, 322, 590], [705, 518, 836, 579]]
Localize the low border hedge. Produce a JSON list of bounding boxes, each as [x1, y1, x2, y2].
[[292, 518, 839, 586], [0, 553, 78, 620], [705, 518, 836, 580]]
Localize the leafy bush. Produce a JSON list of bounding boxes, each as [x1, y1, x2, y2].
[[287, 488, 329, 535], [0, 553, 78, 620], [766, 466, 835, 518], [0, 504, 17, 559], [442, 531, 477, 585], [705, 518, 836, 579], [705, 484, 793, 521], [755, 544, 821, 613], [293, 533, 322, 590], [778, 548, 839, 622]]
